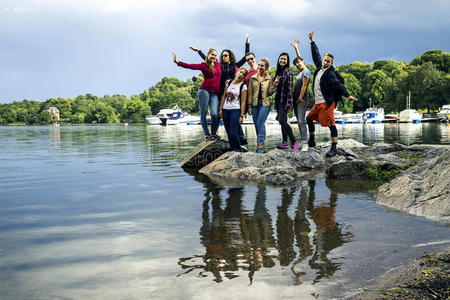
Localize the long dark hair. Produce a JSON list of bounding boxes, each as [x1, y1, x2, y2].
[[275, 52, 290, 77], [220, 49, 236, 68]]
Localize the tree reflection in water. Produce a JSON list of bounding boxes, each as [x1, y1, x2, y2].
[[178, 172, 353, 285]]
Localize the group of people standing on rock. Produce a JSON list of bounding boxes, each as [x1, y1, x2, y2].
[[172, 31, 357, 157]]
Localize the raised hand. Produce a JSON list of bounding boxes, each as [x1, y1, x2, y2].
[[246, 34, 250, 43], [273, 76, 280, 86], [172, 53, 178, 64], [189, 46, 199, 52], [291, 39, 300, 48], [308, 30, 314, 42]]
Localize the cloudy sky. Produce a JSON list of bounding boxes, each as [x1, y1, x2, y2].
[[1, 0, 449, 103]]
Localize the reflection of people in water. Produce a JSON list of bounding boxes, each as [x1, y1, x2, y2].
[[179, 184, 248, 283], [245, 185, 276, 284], [199, 185, 226, 282], [178, 180, 279, 284], [179, 171, 353, 285], [177, 171, 226, 282], [291, 180, 314, 285], [307, 179, 353, 284], [276, 187, 297, 266], [222, 187, 245, 275]]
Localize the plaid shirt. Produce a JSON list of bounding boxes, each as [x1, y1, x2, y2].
[[278, 68, 293, 109]]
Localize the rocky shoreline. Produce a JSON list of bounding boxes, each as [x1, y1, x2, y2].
[[181, 139, 450, 298], [182, 139, 449, 224], [347, 248, 449, 299]]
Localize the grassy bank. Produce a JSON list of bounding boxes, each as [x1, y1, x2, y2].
[[350, 248, 449, 299]]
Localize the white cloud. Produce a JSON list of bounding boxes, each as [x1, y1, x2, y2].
[[2, 6, 31, 13], [102, 3, 128, 13], [0, 0, 449, 102]]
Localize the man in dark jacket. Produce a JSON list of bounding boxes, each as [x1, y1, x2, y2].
[[306, 30, 357, 157]]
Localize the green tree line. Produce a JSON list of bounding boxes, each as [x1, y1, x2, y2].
[[1, 49, 449, 125]]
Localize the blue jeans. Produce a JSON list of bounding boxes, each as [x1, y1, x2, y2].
[[222, 109, 241, 151], [198, 88, 219, 135], [294, 100, 308, 142], [252, 99, 270, 145]]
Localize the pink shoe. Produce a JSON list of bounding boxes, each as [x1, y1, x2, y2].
[[277, 142, 289, 149], [291, 141, 299, 152]]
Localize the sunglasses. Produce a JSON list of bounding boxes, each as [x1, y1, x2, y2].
[[246, 57, 255, 62], [222, 54, 229, 57]]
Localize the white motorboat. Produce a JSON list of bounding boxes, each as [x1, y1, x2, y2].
[[362, 107, 385, 124], [342, 112, 363, 123], [437, 104, 450, 120], [157, 107, 182, 125], [166, 111, 200, 125], [146, 106, 184, 125], [399, 91, 422, 123], [334, 109, 343, 121], [334, 109, 345, 124], [241, 114, 254, 125], [145, 115, 162, 125], [384, 113, 399, 122], [266, 111, 279, 124], [288, 116, 297, 124], [399, 109, 422, 123]]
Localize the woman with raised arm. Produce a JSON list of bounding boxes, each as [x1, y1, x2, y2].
[[219, 67, 249, 152], [274, 53, 299, 152], [190, 34, 250, 142], [291, 39, 311, 151], [191, 34, 250, 96], [247, 58, 275, 153], [172, 49, 221, 141]]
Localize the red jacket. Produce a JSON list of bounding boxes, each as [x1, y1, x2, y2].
[[177, 60, 221, 95]]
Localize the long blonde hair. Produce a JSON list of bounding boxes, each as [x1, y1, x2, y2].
[[205, 48, 217, 74]]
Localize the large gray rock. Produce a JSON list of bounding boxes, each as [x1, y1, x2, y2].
[[326, 159, 369, 179], [199, 139, 366, 185], [198, 151, 301, 185], [180, 139, 229, 168], [376, 145, 450, 224]]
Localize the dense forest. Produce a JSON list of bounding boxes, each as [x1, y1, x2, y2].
[[0, 49, 449, 125]]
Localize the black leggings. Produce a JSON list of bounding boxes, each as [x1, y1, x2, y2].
[[276, 102, 295, 144], [307, 118, 338, 138]]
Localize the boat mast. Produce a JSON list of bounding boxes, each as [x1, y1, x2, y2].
[[406, 91, 411, 110]]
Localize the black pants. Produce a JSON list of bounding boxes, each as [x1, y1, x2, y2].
[[276, 101, 295, 144], [307, 118, 338, 138]]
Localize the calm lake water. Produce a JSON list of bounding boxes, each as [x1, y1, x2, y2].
[[0, 123, 449, 299]]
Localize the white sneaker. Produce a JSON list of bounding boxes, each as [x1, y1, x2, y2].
[[301, 142, 308, 152]]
